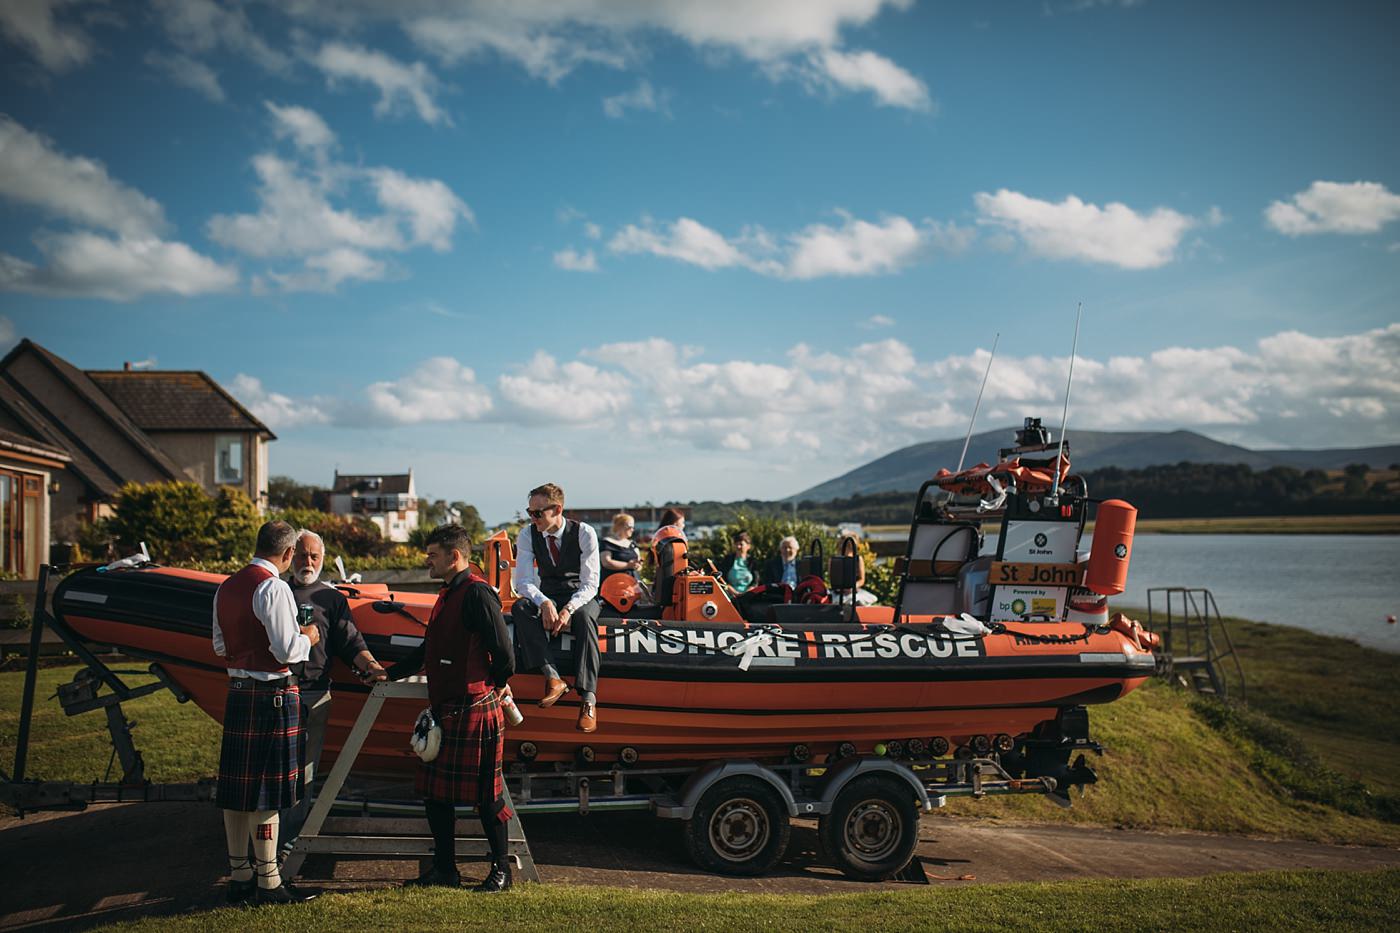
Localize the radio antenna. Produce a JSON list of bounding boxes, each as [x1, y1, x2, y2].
[[956, 332, 999, 473], [1049, 303, 1083, 501]]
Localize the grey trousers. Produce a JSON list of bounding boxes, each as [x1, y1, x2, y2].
[[511, 597, 601, 697]]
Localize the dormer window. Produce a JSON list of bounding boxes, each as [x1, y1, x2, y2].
[[216, 435, 243, 484]]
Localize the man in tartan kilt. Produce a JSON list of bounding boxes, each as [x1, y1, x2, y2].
[[212, 520, 322, 906], [387, 523, 516, 892]]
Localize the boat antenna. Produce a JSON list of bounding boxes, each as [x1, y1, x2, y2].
[[956, 332, 999, 473], [1049, 302, 1083, 501]]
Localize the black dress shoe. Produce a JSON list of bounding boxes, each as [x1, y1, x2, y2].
[[404, 865, 461, 888], [472, 863, 512, 893], [226, 878, 255, 905], [255, 882, 320, 905]]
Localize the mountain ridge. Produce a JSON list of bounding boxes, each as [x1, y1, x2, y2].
[[792, 427, 1400, 501]]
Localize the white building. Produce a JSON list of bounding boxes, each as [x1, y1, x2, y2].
[[329, 470, 418, 543]]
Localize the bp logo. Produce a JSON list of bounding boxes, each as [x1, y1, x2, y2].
[[1034, 533, 1048, 547], [1115, 543, 1128, 559], [1011, 598, 1027, 615]]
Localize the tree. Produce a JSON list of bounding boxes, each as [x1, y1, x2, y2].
[[267, 475, 329, 510]]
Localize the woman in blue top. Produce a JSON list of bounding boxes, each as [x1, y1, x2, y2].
[[715, 531, 757, 595]]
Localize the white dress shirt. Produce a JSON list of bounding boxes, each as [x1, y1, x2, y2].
[[212, 557, 311, 679], [513, 520, 600, 613]]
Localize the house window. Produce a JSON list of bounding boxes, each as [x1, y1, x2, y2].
[[216, 436, 243, 484]]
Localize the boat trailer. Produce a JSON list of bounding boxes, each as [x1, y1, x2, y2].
[[5, 563, 1099, 882]]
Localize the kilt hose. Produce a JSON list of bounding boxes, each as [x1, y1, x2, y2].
[[216, 679, 304, 812], [417, 691, 513, 822]]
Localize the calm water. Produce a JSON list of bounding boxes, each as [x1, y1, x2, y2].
[[983, 533, 1400, 652]]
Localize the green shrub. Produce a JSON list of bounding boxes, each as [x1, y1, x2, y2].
[[271, 507, 389, 558], [98, 482, 260, 564]]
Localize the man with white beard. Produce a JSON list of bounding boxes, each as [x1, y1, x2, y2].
[[278, 529, 387, 849]]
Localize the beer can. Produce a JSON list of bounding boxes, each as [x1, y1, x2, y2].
[[297, 604, 315, 626]]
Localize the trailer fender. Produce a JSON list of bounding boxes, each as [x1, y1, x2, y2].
[[818, 757, 936, 813], [653, 760, 799, 820]]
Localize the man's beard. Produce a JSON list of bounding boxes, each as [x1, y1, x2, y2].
[[293, 566, 321, 585]]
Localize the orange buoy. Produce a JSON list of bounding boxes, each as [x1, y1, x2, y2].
[[1086, 499, 1137, 596], [600, 574, 642, 613]]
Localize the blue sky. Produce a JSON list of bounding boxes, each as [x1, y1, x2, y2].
[[2, 0, 1398, 521]]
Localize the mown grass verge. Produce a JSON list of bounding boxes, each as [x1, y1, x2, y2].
[[96, 870, 1400, 933]]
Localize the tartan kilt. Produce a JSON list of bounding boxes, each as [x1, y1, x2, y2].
[[417, 691, 512, 821], [216, 680, 304, 812]]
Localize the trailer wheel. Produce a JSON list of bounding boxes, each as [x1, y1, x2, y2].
[[819, 775, 919, 881], [683, 776, 790, 876]]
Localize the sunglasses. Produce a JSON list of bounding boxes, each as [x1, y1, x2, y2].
[[527, 506, 559, 519]]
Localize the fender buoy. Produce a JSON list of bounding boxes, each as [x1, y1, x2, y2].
[[1086, 500, 1137, 596]]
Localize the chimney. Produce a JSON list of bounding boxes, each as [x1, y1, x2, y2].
[[123, 362, 132, 371]]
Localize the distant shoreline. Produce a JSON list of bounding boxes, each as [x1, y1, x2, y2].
[[867, 514, 1399, 539], [1101, 514, 1400, 535]]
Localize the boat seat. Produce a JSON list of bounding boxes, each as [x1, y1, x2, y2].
[[756, 603, 849, 625], [894, 521, 979, 619]]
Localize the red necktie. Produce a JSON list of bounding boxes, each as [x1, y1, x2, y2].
[[548, 535, 561, 565]]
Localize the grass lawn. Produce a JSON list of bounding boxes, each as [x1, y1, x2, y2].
[[95, 869, 1400, 932]]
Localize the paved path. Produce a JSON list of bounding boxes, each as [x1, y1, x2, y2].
[[2, 804, 1398, 930]]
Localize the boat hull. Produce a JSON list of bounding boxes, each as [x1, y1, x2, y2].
[[54, 567, 1152, 773]]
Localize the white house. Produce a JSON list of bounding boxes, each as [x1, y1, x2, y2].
[[329, 470, 418, 543]]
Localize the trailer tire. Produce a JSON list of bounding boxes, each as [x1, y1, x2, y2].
[[682, 776, 790, 876], [819, 775, 919, 881]]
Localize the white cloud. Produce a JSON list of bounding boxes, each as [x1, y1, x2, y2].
[[602, 80, 670, 118], [863, 314, 895, 328], [0, 0, 94, 72], [266, 101, 335, 152], [368, 168, 473, 250], [310, 41, 449, 125], [283, 1, 927, 111], [1264, 181, 1400, 236], [497, 352, 633, 425], [233, 325, 1400, 467], [784, 213, 927, 279], [151, 0, 288, 74], [808, 47, 930, 111], [265, 248, 388, 292], [229, 373, 329, 429], [608, 211, 968, 278], [207, 117, 472, 292], [144, 50, 225, 101], [0, 116, 167, 237], [973, 189, 1198, 269], [207, 154, 402, 258], [0, 231, 238, 301], [610, 217, 761, 272], [553, 248, 598, 272], [362, 357, 494, 425]]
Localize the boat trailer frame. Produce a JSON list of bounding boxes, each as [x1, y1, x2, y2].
[[5, 563, 1094, 883]]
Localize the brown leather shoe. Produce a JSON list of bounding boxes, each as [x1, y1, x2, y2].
[[576, 701, 597, 733], [539, 677, 568, 708]]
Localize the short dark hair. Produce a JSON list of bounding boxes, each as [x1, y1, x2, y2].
[[426, 523, 473, 559], [529, 483, 565, 507], [255, 521, 297, 557], [732, 531, 751, 546]]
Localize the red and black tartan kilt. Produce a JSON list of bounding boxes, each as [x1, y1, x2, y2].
[[216, 680, 304, 812], [417, 691, 512, 822]]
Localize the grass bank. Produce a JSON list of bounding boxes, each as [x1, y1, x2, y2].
[[97, 870, 1400, 933]]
